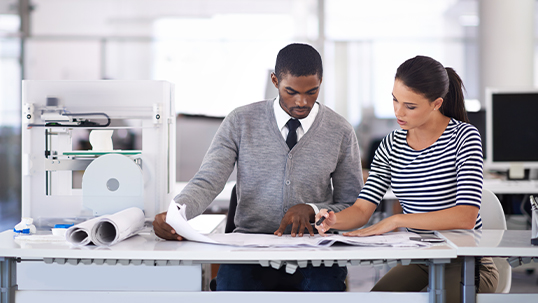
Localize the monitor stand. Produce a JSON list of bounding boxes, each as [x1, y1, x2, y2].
[[508, 163, 525, 180], [530, 168, 538, 180]]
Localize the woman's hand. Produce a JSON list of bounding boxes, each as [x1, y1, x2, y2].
[[314, 209, 337, 236], [343, 215, 401, 237]]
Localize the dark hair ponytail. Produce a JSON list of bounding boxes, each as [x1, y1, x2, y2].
[[395, 56, 469, 123], [443, 67, 469, 123]]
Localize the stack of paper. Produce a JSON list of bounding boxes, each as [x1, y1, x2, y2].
[[204, 232, 430, 248], [165, 201, 429, 248]]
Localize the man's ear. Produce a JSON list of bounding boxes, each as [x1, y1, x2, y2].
[[271, 72, 279, 88]]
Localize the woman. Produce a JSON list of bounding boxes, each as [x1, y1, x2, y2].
[[315, 55, 498, 301]]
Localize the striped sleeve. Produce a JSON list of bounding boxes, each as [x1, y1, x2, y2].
[[454, 124, 484, 210], [358, 131, 395, 205]]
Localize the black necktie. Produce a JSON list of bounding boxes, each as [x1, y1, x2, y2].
[[286, 119, 301, 149]]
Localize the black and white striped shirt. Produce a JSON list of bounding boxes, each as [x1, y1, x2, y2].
[[359, 118, 483, 232]]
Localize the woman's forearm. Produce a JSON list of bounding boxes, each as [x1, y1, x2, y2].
[[390, 205, 479, 231], [332, 198, 377, 230]]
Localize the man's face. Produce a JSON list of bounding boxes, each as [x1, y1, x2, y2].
[[271, 72, 322, 119]]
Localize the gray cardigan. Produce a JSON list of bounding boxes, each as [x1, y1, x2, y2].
[[175, 99, 364, 234]]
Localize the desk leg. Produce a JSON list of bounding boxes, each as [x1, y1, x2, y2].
[[0, 257, 17, 303], [461, 256, 475, 303], [428, 259, 449, 303]]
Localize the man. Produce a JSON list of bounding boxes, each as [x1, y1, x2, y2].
[[153, 43, 363, 291]]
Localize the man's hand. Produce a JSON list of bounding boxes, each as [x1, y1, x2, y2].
[[152, 212, 184, 241], [274, 204, 316, 237]]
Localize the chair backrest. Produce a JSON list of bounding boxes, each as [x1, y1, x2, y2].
[[224, 184, 237, 233], [480, 188, 507, 230], [479, 188, 511, 293]]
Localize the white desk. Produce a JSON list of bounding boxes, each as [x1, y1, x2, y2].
[[381, 179, 538, 200], [176, 179, 538, 208], [381, 179, 538, 201], [438, 230, 538, 303], [482, 179, 538, 194], [0, 230, 457, 303]]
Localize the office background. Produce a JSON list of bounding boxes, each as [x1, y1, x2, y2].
[[0, 0, 536, 275], [0, 0, 535, 229]]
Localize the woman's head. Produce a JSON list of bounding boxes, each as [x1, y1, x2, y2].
[[395, 56, 468, 123]]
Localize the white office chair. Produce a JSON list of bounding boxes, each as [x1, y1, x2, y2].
[[479, 188, 512, 293]]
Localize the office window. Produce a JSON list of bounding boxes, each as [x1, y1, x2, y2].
[[153, 15, 295, 117], [323, 0, 471, 122], [0, 13, 21, 231]]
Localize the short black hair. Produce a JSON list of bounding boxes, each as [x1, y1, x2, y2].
[[274, 43, 323, 81]]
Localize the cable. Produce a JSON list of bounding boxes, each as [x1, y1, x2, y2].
[[62, 112, 111, 127]]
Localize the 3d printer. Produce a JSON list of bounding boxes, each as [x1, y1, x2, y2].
[[21, 80, 176, 228]]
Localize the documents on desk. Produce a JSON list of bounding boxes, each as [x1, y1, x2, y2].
[[207, 232, 431, 248], [166, 201, 219, 244], [166, 201, 430, 248]]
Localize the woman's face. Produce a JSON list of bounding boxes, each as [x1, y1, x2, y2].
[[392, 79, 441, 130]]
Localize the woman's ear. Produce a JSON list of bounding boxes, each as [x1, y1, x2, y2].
[[433, 97, 443, 111]]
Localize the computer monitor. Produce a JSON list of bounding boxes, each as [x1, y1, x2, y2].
[[485, 88, 538, 179]]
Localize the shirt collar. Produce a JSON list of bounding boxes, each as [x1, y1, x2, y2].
[[273, 96, 319, 133]]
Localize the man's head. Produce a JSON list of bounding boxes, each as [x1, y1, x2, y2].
[[274, 43, 323, 81], [272, 43, 323, 119]]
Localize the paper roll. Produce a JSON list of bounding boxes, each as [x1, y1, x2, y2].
[[65, 216, 102, 246], [91, 207, 145, 246], [66, 207, 145, 246]]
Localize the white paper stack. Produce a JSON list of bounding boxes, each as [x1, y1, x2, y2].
[[66, 207, 145, 246], [165, 200, 430, 248]]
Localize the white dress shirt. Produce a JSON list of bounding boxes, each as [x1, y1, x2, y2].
[[274, 97, 319, 141]]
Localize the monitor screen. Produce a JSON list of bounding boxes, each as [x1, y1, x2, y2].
[[486, 89, 538, 170]]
